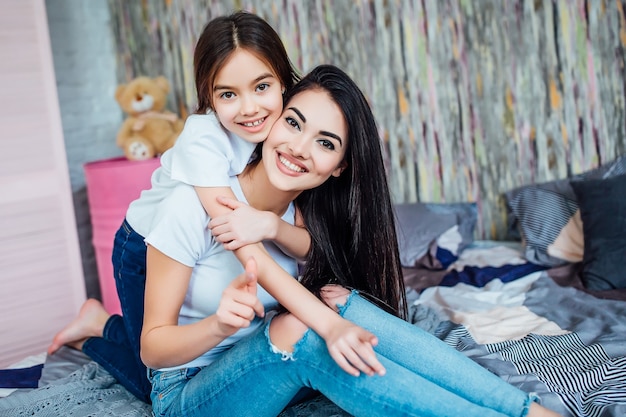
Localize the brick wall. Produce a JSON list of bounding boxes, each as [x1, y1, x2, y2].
[[46, 0, 123, 299]]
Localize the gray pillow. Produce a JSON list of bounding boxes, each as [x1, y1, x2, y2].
[[394, 203, 456, 267], [570, 174, 626, 290], [424, 202, 478, 253], [394, 203, 476, 268]]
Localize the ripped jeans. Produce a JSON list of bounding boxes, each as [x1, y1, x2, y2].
[[149, 292, 537, 417]]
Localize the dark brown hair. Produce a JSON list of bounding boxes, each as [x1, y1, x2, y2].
[[193, 11, 299, 113]]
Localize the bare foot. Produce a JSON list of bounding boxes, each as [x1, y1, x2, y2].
[[47, 298, 111, 355]]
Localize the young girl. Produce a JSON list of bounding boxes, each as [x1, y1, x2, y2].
[[48, 11, 305, 402], [142, 65, 562, 417]]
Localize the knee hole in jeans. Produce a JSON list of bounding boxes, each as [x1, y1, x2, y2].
[[268, 285, 351, 353], [268, 313, 308, 355]]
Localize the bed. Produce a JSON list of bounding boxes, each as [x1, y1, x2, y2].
[[1, 157, 625, 417]]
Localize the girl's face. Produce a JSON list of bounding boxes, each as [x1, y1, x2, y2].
[[212, 49, 284, 144], [262, 89, 348, 192]]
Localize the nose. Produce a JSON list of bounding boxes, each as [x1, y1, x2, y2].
[[239, 94, 258, 116], [287, 137, 310, 159]]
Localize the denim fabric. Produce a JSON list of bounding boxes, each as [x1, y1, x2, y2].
[[151, 293, 538, 417], [82, 219, 151, 403], [149, 367, 202, 417]]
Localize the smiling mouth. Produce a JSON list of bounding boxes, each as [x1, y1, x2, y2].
[[241, 117, 265, 127], [279, 155, 306, 173]]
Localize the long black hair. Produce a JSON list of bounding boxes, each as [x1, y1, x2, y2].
[[292, 65, 407, 319]]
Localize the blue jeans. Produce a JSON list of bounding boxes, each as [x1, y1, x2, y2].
[[82, 219, 151, 403], [150, 292, 538, 417]]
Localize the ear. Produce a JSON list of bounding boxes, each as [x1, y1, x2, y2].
[[331, 160, 348, 178]]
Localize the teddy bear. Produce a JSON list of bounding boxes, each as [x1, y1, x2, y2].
[[115, 75, 184, 160]]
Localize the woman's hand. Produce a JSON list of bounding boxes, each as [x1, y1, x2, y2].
[[216, 257, 265, 337], [209, 196, 278, 250]]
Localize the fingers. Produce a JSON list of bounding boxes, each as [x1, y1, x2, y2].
[[328, 342, 383, 377], [244, 258, 265, 318], [244, 257, 258, 294], [353, 333, 385, 376], [208, 220, 247, 249], [328, 349, 361, 377], [226, 258, 264, 317], [230, 264, 253, 289], [216, 196, 244, 210], [220, 289, 264, 329], [211, 229, 234, 243], [327, 327, 386, 377], [223, 240, 245, 251], [217, 294, 259, 328], [208, 217, 228, 233]]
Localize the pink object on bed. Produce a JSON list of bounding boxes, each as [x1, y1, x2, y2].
[[84, 157, 160, 314]]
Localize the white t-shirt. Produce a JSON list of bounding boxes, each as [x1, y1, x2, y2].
[[126, 112, 257, 237], [145, 177, 297, 371]]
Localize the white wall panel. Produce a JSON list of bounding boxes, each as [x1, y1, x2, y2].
[[0, 0, 85, 367]]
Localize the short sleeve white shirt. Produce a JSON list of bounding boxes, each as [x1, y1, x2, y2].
[[126, 112, 256, 237], [145, 177, 297, 371]]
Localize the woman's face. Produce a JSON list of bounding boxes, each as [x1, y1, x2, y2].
[[262, 88, 348, 192], [212, 48, 284, 144]]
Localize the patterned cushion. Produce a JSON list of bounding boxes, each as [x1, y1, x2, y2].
[[505, 155, 626, 267]]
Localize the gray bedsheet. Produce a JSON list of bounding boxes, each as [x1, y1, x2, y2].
[[0, 345, 351, 417]]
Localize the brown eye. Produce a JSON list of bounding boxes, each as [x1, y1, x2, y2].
[[318, 139, 335, 151], [256, 83, 270, 92], [285, 116, 300, 130]]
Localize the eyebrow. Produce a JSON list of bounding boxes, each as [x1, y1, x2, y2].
[[288, 106, 306, 123], [320, 130, 343, 145], [213, 73, 275, 92], [287, 106, 343, 146]]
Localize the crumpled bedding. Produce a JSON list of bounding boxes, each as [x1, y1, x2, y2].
[[2, 243, 625, 417], [414, 244, 626, 417]]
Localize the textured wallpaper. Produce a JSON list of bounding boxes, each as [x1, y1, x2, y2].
[[108, 0, 626, 239]]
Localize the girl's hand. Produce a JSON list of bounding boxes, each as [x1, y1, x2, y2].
[[216, 258, 265, 337], [325, 319, 385, 377], [209, 196, 278, 250], [317, 285, 385, 376]]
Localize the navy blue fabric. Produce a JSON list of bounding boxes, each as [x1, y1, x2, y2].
[[571, 173, 626, 290], [82, 219, 151, 403], [435, 247, 457, 269], [440, 263, 547, 288], [0, 364, 43, 389]]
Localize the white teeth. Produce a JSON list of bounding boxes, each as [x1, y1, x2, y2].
[[242, 118, 264, 127], [279, 155, 305, 173]]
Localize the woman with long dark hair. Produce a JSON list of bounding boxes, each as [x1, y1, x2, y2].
[[142, 65, 562, 417]]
